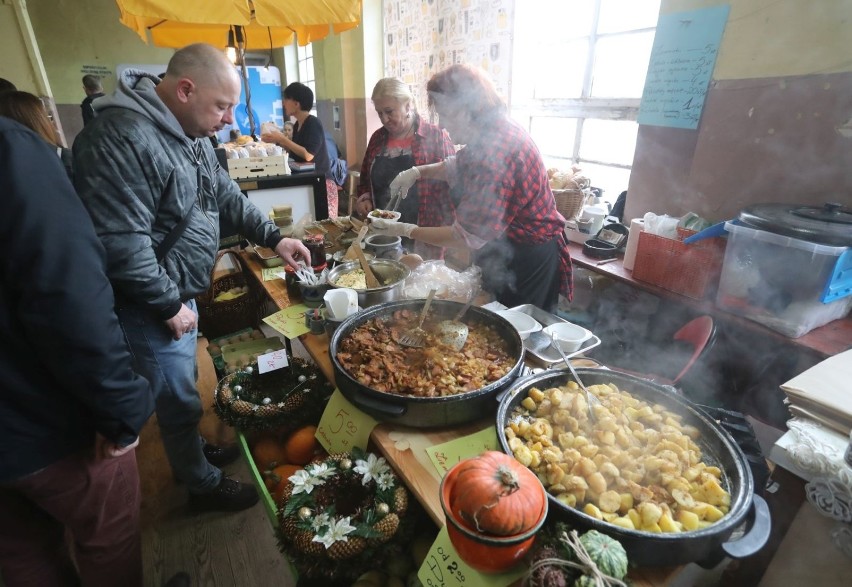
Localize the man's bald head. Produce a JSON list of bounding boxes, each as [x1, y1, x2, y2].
[[164, 43, 238, 87], [156, 43, 242, 138]]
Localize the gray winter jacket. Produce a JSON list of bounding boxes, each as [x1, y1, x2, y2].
[[73, 70, 281, 320]]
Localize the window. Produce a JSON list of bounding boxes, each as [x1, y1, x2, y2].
[[297, 43, 317, 116], [511, 0, 660, 203]]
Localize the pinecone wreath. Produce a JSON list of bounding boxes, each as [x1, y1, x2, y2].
[[213, 357, 334, 433], [276, 448, 413, 582]]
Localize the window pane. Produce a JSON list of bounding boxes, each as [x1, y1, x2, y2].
[[577, 162, 631, 205], [299, 61, 308, 81], [591, 31, 655, 97], [516, 0, 594, 40], [533, 40, 588, 99], [580, 119, 638, 166], [530, 117, 578, 159], [598, 0, 661, 34]]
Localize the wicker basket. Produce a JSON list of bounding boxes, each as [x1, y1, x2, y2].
[[632, 228, 727, 300], [197, 249, 261, 339], [553, 188, 586, 221]]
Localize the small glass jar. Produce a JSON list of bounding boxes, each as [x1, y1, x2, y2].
[[302, 234, 326, 268]]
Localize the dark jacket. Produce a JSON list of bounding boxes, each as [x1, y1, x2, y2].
[[80, 92, 104, 126], [0, 118, 153, 482], [73, 70, 282, 320]]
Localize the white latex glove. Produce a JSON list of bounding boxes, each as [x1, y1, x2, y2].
[[95, 434, 140, 460], [388, 167, 421, 201], [370, 218, 417, 239]]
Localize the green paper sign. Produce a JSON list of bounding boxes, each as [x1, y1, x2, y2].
[[261, 267, 286, 281], [417, 526, 527, 587], [262, 304, 311, 339], [426, 427, 499, 477], [315, 389, 378, 454]]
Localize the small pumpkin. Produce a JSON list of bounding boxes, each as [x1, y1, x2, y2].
[[448, 451, 546, 536], [577, 530, 628, 580]]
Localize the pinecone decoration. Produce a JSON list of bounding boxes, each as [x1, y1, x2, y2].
[[372, 513, 399, 542], [230, 399, 255, 416], [255, 405, 279, 418], [218, 385, 233, 402], [327, 536, 367, 560], [393, 486, 408, 516], [292, 529, 324, 556], [281, 391, 306, 412]]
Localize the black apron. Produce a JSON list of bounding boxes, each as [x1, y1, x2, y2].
[[370, 152, 419, 224], [474, 235, 561, 312]]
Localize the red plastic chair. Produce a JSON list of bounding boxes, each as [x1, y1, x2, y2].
[[668, 315, 716, 385], [608, 315, 717, 387]]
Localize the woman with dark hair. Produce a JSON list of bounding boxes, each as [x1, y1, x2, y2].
[[369, 64, 573, 310], [0, 90, 73, 180], [261, 82, 338, 217], [353, 77, 455, 259]]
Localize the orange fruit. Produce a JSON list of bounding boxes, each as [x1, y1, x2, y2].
[[284, 425, 321, 465], [270, 464, 302, 503], [251, 436, 287, 472]]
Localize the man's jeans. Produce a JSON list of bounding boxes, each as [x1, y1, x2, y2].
[[117, 299, 221, 493]]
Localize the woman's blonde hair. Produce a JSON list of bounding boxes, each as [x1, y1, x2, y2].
[[371, 78, 416, 112], [0, 91, 60, 146]]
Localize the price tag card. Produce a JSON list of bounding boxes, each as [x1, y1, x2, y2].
[[256, 348, 289, 374], [262, 304, 310, 339], [315, 389, 378, 454], [417, 526, 526, 587], [261, 267, 285, 281], [426, 427, 499, 477]]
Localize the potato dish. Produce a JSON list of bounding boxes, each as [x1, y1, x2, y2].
[[332, 268, 368, 290], [504, 381, 732, 533]]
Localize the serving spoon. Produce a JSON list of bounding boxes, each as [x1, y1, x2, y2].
[[550, 331, 600, 422], [435, 288, 479, 351]]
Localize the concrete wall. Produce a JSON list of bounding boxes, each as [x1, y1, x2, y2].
[[626, 0, 852, 223]]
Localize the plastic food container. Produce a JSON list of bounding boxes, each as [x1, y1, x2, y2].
[[716, 203, 852, 338]]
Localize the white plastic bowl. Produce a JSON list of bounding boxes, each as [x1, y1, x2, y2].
[[497, 310, 542, 340], [543, 321, 592, 353]]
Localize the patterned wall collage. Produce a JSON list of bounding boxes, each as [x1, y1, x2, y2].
[[383, 0, 515, 117]]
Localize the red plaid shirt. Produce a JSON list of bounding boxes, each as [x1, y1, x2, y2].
[[358, 116, 456, 229], [452, 115, 573, 300]]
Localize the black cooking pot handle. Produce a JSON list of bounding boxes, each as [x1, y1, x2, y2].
[[721, 493, 771, 559], [347, 390, 407, 417]]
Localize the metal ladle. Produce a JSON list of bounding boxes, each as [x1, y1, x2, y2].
[[550, 331, 600, 422], [435, 288, 479, 351]]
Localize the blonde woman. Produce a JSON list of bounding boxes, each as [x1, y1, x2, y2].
[[355, 77, 455, 259]]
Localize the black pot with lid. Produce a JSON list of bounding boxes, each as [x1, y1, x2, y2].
[[738, 202, 852, 247]]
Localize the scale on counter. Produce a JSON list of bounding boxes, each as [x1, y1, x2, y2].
[[582, 222, 629, 259]]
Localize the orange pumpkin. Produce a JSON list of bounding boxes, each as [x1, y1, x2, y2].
[[251, 436, 287, 472], [284, 425, 321, 465], [448, 451, 546, 536]]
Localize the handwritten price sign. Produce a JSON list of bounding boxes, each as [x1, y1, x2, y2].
[[256, 349, 289, 374], [417, 527, 525, 587], [426, 427, 499, 477], [315, 389, 378, 454]]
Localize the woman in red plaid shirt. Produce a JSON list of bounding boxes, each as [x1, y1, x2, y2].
[[354, 78, 456, 260], [370, 65, 573, 311]]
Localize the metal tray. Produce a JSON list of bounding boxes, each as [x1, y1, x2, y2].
[[509, 304, 601, 366]]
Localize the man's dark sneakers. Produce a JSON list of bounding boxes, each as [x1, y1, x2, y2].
[[202, 443, 241, 467], [188, 477, 259, 512], [163, 572, 191, 587]]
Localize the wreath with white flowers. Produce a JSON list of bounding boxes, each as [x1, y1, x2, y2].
[[276, 448, 412, 581]]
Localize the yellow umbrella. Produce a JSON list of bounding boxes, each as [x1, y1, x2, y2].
[[117, 0, 361, 48]]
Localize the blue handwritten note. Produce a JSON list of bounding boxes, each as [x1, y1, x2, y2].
[[638, 5, 730, 129]]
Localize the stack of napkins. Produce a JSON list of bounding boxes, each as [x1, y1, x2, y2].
[[780, 349, 852, 435]]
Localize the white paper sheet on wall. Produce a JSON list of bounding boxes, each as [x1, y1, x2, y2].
[[637, 5, 731, 130]]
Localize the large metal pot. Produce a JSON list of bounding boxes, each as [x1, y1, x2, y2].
[[326, 259, 410, 308], [496, 369, 771, 568], [330, 299, 525, 428]]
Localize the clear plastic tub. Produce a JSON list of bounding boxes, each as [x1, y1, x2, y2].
[[716, 222, 851, 338]]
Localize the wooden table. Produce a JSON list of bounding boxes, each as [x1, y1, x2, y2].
[[240, 248, 682, 586]]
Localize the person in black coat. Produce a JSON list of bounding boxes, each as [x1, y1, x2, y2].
[[0, 117, 154, 586]]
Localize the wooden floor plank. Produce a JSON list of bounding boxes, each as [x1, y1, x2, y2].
[[139, 336, 295, 586]]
